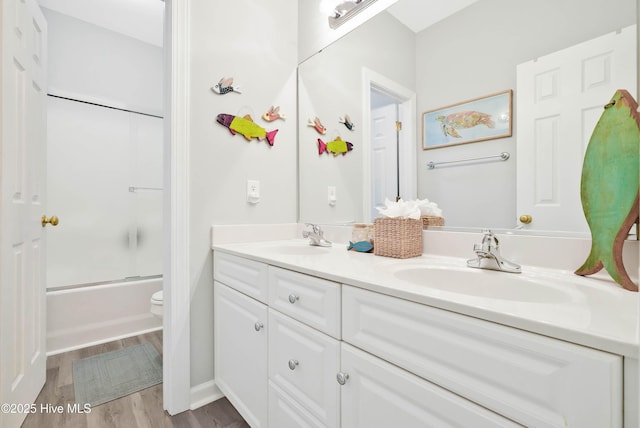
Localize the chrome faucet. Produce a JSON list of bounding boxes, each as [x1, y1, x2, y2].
[[302, 223, 332, 247], [467, 229, 521, 273]]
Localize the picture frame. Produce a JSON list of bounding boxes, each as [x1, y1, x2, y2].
[[422, 89, 513, 150]]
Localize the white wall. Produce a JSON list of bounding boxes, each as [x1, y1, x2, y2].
[[46, 0, 298, 401], [42, 8, 163, 115], [298, 11, 415, 224], [188, 0, 298, 388], [416, 0, 635, 229]]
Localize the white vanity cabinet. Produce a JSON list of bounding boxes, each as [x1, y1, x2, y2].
[[268, 309, 340, 427], [342, 284, 623, 428], [214, 253, 342, 428], [267, 266, 341, 427], [214, 253, 269, 428], [214, 281, 268, 428], [339, 342, 521, 428], [213, 250, 627, 428]]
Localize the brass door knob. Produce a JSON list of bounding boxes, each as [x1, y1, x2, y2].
[[41, 215, 59, 227], [519, 214, 533, 224]]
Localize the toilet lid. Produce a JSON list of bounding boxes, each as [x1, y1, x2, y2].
[[151, 290, 163, 304]]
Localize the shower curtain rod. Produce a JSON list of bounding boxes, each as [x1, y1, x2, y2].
[[47, 93, 163, 119]]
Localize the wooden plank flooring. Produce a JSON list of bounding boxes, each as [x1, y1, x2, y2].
[[21, 331, 249, 428]]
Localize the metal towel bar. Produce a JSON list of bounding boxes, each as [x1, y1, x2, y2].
[[427, 152, 510, 169], [128, 186, 163, 193]]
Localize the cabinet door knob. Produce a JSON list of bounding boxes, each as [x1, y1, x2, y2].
[[336, 372, 349, 385], [288, 359, 299, 370], [288, 294, 299, 304], [254, 322, 264, 332]]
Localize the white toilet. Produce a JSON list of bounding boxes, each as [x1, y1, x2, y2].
[[150, 290, 163, 319]]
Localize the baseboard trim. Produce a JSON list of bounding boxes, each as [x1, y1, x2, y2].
[[47, 326, 162, 356], [190, 380, 224, 410]]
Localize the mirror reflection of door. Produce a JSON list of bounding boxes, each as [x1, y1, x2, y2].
[[371, 89, 400, 220], [516, 25, 636, 233]]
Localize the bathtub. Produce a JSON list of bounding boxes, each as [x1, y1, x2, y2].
[[46, 277, 163, 355]]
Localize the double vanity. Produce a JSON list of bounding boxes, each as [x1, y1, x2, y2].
[[212, 227, 638, 427]]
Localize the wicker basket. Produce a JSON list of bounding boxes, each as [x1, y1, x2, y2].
[[373, 217, 423, 259], [421, 215, 445, 228]]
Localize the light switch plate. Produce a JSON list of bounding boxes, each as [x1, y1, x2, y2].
[[328, 186, 336, 206], [247, 180, 260, 204]]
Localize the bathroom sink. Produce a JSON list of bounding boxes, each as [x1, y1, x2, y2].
[[259, 241, 332, 256], [393, 266, 573, 303], [271, 246, 331, 255]]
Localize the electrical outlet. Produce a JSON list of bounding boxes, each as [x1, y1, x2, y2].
[[328, 186, 336, 206], [247, 180, 260, 204]]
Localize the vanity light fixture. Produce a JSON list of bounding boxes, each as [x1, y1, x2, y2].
[[328, 0, 378, 29]]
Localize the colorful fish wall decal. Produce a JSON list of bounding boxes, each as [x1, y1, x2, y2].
[[318, 136, 353, 156], [437, 110, 494, 138], [574, 90, 639, 292], [211, 77, 242, 95], [339, 114, 355, 130], [262, 106, 286, 122], [308, 117, 327, 135], [217, 113, 278, 146]]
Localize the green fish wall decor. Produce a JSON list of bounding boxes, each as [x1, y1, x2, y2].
[[575, 89, 640, 292], [317, 136, 353, 156], [216, 113, 278, 146]]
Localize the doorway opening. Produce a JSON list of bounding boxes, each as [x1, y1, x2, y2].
[[36, 0, 175, 411], [362, 68, 417, 222], [370, 89, 401, 220], [41, 0, 165, 353]]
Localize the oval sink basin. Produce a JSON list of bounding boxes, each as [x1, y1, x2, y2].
[[393, 266, 573, 303], [266, 244, 331, 255]]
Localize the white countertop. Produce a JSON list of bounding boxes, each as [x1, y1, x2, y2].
[[212, 239, 639, 358]]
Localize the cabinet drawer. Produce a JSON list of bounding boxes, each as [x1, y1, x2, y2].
[[269, 309, 340, 428], [342, 285, 622, 428], [340, 343, 521, 428], [269, 381, 325, 428], [214, 251, 268, 303], [268, 266, 340, 338]]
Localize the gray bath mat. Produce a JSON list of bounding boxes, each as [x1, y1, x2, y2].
[[72, 342, 163, 406]]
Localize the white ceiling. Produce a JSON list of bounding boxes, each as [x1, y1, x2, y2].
[[37, 0, 165, 47], [387, 0, 478, 33]]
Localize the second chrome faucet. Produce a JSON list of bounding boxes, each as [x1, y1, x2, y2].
[[467, 229, 521, 273], [302, 223, 332, 247]]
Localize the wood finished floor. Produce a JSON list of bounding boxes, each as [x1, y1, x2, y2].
[[21, 331, 249, 428]]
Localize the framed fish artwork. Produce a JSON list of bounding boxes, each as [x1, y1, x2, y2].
[[422, 90, 512, 149]]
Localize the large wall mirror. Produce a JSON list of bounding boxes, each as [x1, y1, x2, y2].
[[298, 0, 637, 235]]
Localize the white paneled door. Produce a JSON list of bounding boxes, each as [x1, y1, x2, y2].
[[516, 25, 636, 233], [370, 102, 398, 220], [0, 0, 48, 426]]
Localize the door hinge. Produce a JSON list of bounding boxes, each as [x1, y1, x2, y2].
[[395, 121, 402, 131]]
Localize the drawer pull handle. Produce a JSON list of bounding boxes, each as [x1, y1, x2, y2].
[[288, 294, 299, 304], [288, 359, 299, 370], [254, 322, 264, 332], [336, 372, 349, 385]]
